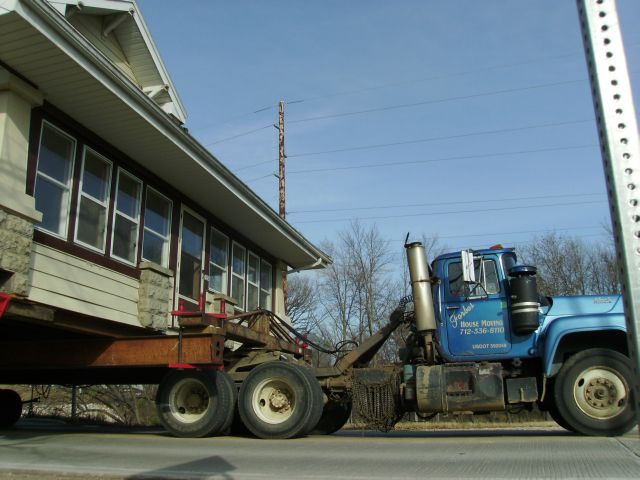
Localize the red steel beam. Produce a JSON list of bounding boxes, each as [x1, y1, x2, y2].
[[0, 334, 224, 369]]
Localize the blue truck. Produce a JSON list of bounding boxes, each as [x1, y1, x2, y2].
[[298, 240, 637, 439]]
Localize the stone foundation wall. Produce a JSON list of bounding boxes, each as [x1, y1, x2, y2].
[[137, 261, 174, 331], [0, 208, 35, 297]]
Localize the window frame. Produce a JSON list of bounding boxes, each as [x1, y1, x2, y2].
[[230, 241, 247, 310], [73, 146, 113, 254], [141, 186, 173, 268], [33, 121, 77, 239], [110, 168, 143, 266], [176, 205, 207, 306], [208, 227, 229, 295], [448, 258, 501, 299], [259, 259, 273, 310], [246, 251, 261, 311]]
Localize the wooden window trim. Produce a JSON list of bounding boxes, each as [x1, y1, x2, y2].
[[141, 186, 173, 268], [110, 168, 143, 267], [33, 120, 77, 240], [73, 146, 113, 255]]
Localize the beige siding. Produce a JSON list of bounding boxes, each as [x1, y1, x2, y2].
[[28, 243, 140, 326]]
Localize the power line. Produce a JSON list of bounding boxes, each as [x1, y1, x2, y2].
[[387, 231, 612, 258], [293, 200, 605, 224], [237, 128, 594, 176], [281, 49, 593, 106], [287, 192, 604, 215], [203, 124, 273, 147], [286, 144, 596, 176], [388, 225, 605, 243], [287, 119, 593, 158], [288, 78, 584, 125]]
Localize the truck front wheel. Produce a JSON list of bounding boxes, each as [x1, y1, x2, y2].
[[238, 362, 323, 439], [554, 348, 636, 436], [156, 369, 236, 438], [0, 389, 22, 428]]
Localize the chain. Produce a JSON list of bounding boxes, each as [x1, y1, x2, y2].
[[352, 370, 403, 432]]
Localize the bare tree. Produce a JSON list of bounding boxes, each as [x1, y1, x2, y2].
[[286, 274, 319, 333], [519, 232, 620, 296], [316, 221, 401, 364]]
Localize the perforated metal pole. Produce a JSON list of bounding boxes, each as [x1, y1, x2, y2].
[[577, 0, 640, 426]]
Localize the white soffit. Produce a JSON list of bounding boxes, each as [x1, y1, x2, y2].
[[44, 0, 187, 123]]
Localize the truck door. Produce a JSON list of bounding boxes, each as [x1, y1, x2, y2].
[[442, 256, 511, 356]]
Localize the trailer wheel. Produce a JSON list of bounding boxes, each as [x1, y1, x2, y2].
[[156, 369, 236, 438], [238, 362, 323, 439], [311, 400, 352, 435], [554, 348, 636, 436], [0, 389, 22, 428]]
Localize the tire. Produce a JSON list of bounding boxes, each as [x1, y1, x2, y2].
[[0, 389, 22, 428], [156, 369, 236, 438], [554, 348, 636, 436], [238, 362, 323, 439], [311, 400, 352, 435], [543, 380, 576, 432]]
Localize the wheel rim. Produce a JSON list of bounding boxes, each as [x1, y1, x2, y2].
[[573, 366, 629, 420], [251, 377, 296, 425], [169, 378, 210, 424]]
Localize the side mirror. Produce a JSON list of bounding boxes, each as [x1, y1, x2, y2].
[[461, 250, 475, 283]]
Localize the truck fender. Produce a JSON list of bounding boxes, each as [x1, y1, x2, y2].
[[541, 314, 627, 377]]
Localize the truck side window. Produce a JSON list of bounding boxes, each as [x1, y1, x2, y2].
[[448, 259, 500, 297]]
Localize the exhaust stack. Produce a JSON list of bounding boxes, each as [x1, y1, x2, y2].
[[406, 242, 437, 332]]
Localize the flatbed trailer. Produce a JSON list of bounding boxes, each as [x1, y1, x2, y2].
[[0, 293, 321, 438]]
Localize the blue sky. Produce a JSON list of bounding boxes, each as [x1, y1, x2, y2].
[[138, 0, 640, 262]]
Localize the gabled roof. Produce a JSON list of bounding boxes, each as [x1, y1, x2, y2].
[[46, 0, 187, 123], [0, 0, 331, 270]]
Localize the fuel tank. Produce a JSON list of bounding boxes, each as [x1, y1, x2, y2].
[[415, 362, 505, 413]]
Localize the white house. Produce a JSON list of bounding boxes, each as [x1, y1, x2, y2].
[[0, 0, 329, 338]]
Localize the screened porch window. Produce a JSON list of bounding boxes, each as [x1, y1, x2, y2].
[[178, 210, 205, 302], [231, 242, 246, 309], [247, 252, 260, 311], [260, 259, 273, 309], [209, 228, 229, 294], [111, 169, 142, 265], [75, 149, 112, 252], [34, 123, 76, 237], [142, 188, 172, 267]]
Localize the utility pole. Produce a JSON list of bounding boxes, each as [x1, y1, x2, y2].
[[278, 101, 286, 220], [277, 101, 288, 312], [577, 0, 640, 430]]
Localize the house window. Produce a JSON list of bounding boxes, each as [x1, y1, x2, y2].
[[178, 209, 205, 303], [33, 123, 76, 237], [209, 228, 228, 294], [142, 188, 172, 267], [247, 252, 260, 311], [231, 242, 246, 309], [75, 148, 112, 252], [260, 259, 273, 309], [111, 169, 142, 265]]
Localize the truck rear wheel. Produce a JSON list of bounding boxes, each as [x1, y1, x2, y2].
[[156, 369, 236, 438], [238, 362, 323, 439], [0, 389, 22, 428], [311, 399, 352, 435], [554, 348, 636, 436]]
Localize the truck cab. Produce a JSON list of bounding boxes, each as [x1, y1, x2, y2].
[[404, 245, 635, 436]]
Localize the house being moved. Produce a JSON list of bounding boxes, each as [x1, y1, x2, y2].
[[0, 0, 329, 340]]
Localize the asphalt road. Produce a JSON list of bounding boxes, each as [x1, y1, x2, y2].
[[0, 420, 639, 479]]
